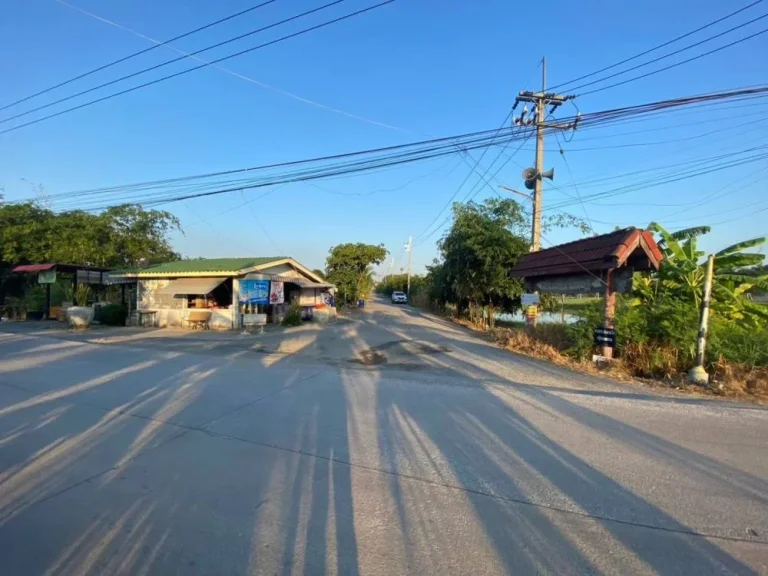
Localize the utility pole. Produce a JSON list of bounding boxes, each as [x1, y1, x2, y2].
[[689, 254, 715, 384], [405, 236, 413, 294], [513, 57, 579, 329], [513, 57, 579, 252]]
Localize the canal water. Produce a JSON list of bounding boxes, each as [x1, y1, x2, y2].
[[496, 311, 578, 324]]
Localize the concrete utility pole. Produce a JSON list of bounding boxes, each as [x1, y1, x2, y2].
[[405, 236, 413, 295], [513, 57, 579, 328], [689, 254, 715, 384], [513, 57, 578, 252]]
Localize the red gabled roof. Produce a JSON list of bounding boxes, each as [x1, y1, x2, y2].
[[11, 263, 113, 274], [11, 263, 57, 273], [510, 228, 663, 278]]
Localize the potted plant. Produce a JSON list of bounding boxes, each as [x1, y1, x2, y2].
[[65, 284, 94, 329]]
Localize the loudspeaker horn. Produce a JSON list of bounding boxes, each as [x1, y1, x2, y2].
[[522, 167, 537, 181], [540, 168, 555, 180]]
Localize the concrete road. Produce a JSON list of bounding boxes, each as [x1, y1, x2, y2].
[[0, 299, 766, 575]]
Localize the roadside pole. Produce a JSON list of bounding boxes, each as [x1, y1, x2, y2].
[[405, 236, 413, 295], [512, 58, 577, 328], [688, 254, 715, 384]]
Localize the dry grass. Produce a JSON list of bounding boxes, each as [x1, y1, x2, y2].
[[449, 315, 768, 403], [712, 360, 768, 396]]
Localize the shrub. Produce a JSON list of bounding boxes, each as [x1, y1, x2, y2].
[[65, 284, 92, 306], [709, 319, 768, 368], [282, 302, 302, 327], [95, 304, 128, 326]]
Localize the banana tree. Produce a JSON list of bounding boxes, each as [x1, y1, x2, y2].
[[646, 222, 768, 324]]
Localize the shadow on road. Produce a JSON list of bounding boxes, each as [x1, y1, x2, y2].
[[0, 307, 765, 574]]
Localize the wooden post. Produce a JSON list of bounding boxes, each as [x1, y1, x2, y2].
[[601, 269, 616, 358], [45, 283, 52, 319], [561, 293, 565, 324]]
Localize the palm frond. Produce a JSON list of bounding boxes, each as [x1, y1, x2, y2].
[[669, 226, 710, 241], [715, 253, 766, 270], [715, 237, 766, 257], [648, 222, 686, 260]]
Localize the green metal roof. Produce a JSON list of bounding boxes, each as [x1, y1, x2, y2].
[[116, 257, 287, 276]]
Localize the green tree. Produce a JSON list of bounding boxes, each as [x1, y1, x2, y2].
[[311, 268, 326, 280], [0, 201, 180, 267], [325, 243, 388, 306], [0, 200, 181, 301], [434, 198, 529, 325]]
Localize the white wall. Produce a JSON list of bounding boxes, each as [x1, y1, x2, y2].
[[139, 279, 184, 310]]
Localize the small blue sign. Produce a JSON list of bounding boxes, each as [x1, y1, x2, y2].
[[239, 279, 269, 305]]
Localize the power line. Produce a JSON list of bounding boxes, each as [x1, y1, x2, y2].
[[565, 11, 768, 94], [16, 86, 768, 212], [412, 110, 516, 244], [553, 132, 594, 234], [33, 126, 518, 205], [53, 0, 410, 134], [414, 131, 535, 248], [579, 26, 768, 96], [0, 0, 278, 113], [245, 200, 284, 254], [546, 149, 768, 211], [0, 0, 346, 127], [548, 0, 764, 91], [0, 0, 396, 136]]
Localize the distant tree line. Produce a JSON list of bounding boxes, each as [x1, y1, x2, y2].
[[0, 200, 180, 302]]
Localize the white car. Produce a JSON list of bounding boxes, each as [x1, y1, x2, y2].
[[391, 291, 407, 304]]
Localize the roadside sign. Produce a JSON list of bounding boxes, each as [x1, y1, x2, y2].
[[521, 293, 540, 306], [593, 327, 616, 347]]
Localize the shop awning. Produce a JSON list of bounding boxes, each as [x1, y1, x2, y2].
[[154, 277, 225, 296]]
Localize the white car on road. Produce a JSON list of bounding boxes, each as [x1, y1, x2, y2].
[[391, 291, 407, 304]]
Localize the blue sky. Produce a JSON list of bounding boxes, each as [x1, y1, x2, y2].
[[2, 0, 767, 275]]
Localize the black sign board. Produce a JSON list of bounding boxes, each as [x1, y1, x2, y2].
[[594, 327, 616, 347]]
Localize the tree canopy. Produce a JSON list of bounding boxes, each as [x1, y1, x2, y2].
[[0, 202, 180, 267], [429, 198, 529, 322], [325, 242, 388, 306], [0, 201, 181, 301]]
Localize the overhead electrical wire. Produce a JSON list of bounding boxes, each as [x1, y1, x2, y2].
[[545, 148, 768, 211], [41, 125, 510, 201], [411, 110, 518, 244], [55, 0, 410, 134], [409, 86, 768, 244], [0, 0, 396, 136], [0, 0, 346, 126], [14, 86, 768, 217], [565, 12, 768, 94], [578, 26, 768, 96], [0, 0, 278, 113], [548, 0, 764, 91], [538, 142, 768, 198], [553, 132, 594, 234]]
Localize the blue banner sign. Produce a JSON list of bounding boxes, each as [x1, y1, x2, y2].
[[239, 279, 270, 305]]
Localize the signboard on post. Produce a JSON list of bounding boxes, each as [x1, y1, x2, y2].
[[521, 293, 540, 306], [38, 270, 56, 284], [239, 279, 269, 305], [593, 327, 616, 347], [269, 281, 285, 305]]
